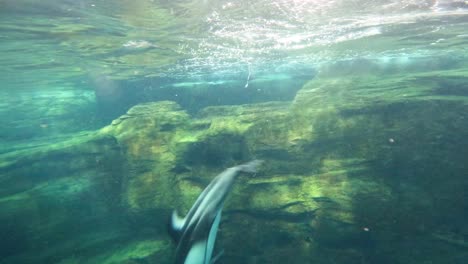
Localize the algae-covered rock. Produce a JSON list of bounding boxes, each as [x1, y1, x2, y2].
[[0, 132, 128, 263], [92, 71, 468, 262], [100, 101, 191, 211], [277, 70, 468, 263], [2, 67, 468, 263]]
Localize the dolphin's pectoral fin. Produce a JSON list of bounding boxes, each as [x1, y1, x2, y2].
[[169, 210, 186, 242], [205, 209, 222, 263], [185, 241, 207, 264], [210, 249, 224, 264]]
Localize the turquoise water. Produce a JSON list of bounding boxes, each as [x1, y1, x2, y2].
[[1, 1, 468, 263]]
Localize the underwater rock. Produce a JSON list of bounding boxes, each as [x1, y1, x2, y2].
[[95, 74, 468, 262], [0, 132, 128, 263], [100, 101, 191, 211], [2, 68, 468, 263], [93, 99, 389, 263], [284, 71, 468, 263]]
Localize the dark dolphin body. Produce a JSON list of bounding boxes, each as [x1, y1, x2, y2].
[[169, 160, 262, 264]]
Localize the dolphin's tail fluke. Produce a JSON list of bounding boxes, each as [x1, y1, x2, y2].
[[237, 159, 263, 173]]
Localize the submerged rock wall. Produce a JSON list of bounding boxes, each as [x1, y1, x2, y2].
[[1, 69, 467, 263], [0, 133, 129, 263], [100, 68, 468, 263]]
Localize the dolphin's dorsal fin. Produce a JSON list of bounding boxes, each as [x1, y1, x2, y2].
[[168, 210, 186, 242]]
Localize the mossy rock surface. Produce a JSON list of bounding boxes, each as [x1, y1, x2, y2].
[[2, 69, 468, 263], [93, 71, 468, 262], [0, 131, 129, 263]]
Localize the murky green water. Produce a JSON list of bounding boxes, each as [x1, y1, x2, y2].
[[1, 1, 468, 263]]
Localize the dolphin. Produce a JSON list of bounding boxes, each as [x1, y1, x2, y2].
[[169, 160, 262, 264]]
